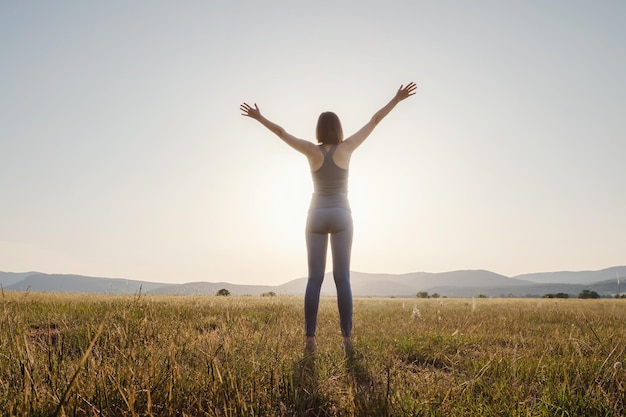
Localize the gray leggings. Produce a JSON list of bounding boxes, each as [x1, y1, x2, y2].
[[304, 207, 353, 337]]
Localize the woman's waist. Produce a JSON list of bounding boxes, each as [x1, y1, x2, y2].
[[309, 193, 350, 210]]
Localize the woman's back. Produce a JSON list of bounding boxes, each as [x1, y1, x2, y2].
[[310, 145, 350, 210]]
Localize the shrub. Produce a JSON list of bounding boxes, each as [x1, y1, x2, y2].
[[578, 289, 600, 299]]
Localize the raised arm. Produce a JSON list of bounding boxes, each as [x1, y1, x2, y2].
[[240, 102, 319, 157], [342, 82, 417, 153]]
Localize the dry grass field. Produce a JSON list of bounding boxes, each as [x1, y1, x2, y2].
[[1, 291, 624, 416]]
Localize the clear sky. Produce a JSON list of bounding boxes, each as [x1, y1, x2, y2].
[[2, 1, 625, 285]]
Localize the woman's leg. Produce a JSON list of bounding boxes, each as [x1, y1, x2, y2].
[[330, 209, 353, 338], [304, 210, 329, 337]]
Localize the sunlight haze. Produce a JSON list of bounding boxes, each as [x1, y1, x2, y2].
[[2, 1, 625, 285]]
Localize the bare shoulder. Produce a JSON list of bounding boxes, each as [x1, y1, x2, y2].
[[333, 142, 352, 170], [284, 135, 320, 158], [301, 141, 323, 160], [306, 144, 324, 171]]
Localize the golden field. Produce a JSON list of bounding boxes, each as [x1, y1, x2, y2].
[[1, 292, 624, 416]]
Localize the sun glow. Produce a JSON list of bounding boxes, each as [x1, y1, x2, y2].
[[251, 158, 311, 247], [249, 151, 388, 270]]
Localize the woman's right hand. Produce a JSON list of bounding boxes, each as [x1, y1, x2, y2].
[[240, 102, 261, 119]]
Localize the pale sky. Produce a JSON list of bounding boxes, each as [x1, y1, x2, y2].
[[2, 1, 625, 285]]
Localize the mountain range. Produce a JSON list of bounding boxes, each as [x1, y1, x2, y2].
[[1, 266, 624, 298]]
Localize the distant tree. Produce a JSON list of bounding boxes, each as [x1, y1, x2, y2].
[[216, 288, 231, 297], [431, 293, 440, 299], [544, 293, 569, 299], [261, 291, 276, 297], [477, 294, 488, 298], [416, 291, 429, 299], [578, 290, 599, 299]]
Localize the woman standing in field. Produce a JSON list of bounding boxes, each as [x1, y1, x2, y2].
[[240, 82, 417, 352]]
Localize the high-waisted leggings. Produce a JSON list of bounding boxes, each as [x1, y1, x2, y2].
[[304, 207, 353, 337]]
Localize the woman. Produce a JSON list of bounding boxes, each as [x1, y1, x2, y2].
[[240, 82, 417, 352]]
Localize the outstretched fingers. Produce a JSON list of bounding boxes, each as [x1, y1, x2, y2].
[[240, 102, 260, 117], [396, 82, 417, 100]]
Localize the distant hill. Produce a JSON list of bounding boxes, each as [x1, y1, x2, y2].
[[513, 266, 624, 285], [148, 281, 278, 296], [0, 271, 39, 288], [275, 270, 532, 298], [2, 267, 624, 297], [425, 280, 622, 298], [3, 273, 173, 294]]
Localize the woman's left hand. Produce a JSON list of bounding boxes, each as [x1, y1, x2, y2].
[[394, 82, 417, 102]]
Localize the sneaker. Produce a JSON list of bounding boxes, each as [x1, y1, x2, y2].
[[305, 339, 318, 353], [341, 341, 354, 356]]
